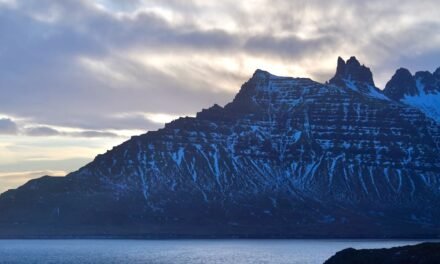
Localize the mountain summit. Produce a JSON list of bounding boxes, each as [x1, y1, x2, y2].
[[328, 56, 387, 100], [384, 68, 418, 100], [329, 56, 375, 87], [0, 57, 439, 238]]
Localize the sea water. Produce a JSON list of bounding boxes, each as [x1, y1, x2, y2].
[[0, 239, 431, 264]]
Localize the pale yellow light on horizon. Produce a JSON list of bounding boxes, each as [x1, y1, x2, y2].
[[0, 135, 127, 165], [0, 170, 67, 194]]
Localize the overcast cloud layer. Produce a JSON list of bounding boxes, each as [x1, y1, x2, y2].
[[1, 0, 440, 191]]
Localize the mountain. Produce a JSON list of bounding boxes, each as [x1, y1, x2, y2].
[[384, 67, 440, 122], [0, 57, 440, 238]]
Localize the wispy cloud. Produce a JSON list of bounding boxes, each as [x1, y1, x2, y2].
[[0, 121, 125, 138], [2, 0, 439, 133], [24, 126, 61, 136], [23, 126, 121, 138]]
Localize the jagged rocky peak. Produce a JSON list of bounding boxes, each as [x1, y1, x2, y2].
[[384, 66, 440, 97], [383, 65, 440, 122], [328, 56, 387, 100], [329, 56, 375, 87], [252, 68, 271, 78], [223, 68, 312, 115], [196, 103, 225, 119], [383, 68, 418, 100]]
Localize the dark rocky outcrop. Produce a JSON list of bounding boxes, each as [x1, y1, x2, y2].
[[384, 68, 418, 100], [329, 56, 375, 87], [328, 56, 386, 99], [324, 242, 440, 264]]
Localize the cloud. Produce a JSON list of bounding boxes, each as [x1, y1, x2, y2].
[[69, 130, 119, 138], [0, 0, 439, 131], [23, 125, 121, 138], [244, 34, 337, 59], [24, 126, 59, 136], [0, 118, 18, 134]]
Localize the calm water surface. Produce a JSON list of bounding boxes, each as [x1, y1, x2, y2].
[[0, 239, 433, 264]]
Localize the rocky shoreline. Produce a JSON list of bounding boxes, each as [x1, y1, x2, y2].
[[324, 242, 440, 264]]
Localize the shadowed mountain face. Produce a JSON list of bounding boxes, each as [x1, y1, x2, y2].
[[384, 68, 419, 100], [0, 57, 440, 238], [384, 66, 440, 122]]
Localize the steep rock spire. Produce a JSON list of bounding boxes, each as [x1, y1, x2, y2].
[[328, 56, 387, 100], [329, 56, 375, 87]]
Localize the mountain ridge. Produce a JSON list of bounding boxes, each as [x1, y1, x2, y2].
[[0, 56, 439, 238]]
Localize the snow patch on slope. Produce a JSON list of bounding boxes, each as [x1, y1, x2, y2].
[[402, 79, 440, 122]]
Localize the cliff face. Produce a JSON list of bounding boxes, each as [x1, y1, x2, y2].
[[0, 57, 439, 237]]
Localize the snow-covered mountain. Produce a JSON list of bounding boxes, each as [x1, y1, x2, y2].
[[0, 57, 439, 238]]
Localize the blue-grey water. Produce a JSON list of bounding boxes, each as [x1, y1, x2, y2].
[[0, 239, 433, 264]]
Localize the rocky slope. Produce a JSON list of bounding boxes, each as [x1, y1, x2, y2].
[[0, 57, 439, 237], [324, 242, 440, 264]]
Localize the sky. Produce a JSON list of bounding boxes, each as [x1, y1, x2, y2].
[[1, 0, 440, 193]]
